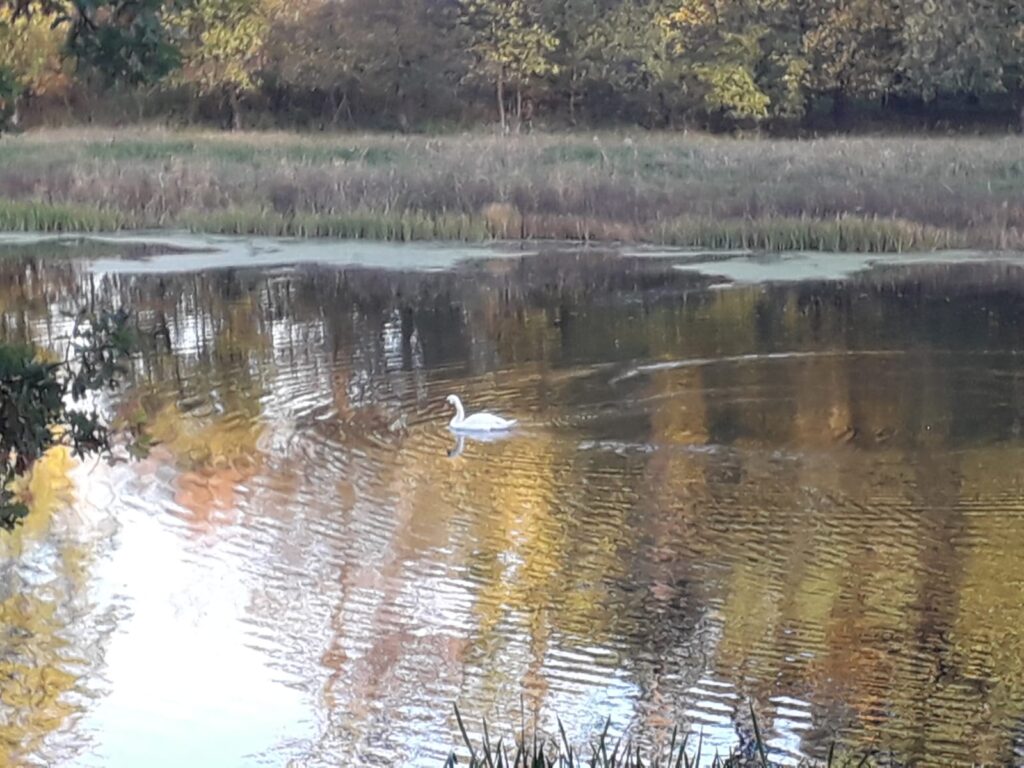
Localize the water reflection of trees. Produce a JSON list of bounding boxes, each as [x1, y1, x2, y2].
[[5, 252, 1024, 763]]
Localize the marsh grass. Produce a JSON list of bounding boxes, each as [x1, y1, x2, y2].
[[179, 208, 488, 240], [446, 704, 862, 768], [0, 200, 128, 232], [1, 128, 1021, 251], [655, 216, 965, 252]]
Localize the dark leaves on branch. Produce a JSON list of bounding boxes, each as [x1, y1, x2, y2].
[[0, 307, 142, 531]]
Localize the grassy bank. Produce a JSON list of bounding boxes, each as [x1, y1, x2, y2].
[[0, 128, 1021, 251]]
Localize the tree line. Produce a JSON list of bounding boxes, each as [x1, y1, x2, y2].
[[0, 0, 1022, 132]]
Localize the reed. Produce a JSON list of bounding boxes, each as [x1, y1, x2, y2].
[[654, 215, 965, 253], [445, 704, 863, 768], [179, 209, 489, 240], [0, 200, 128, 233], [1, 128, 1020, 251]]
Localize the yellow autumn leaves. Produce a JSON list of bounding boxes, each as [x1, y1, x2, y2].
[[0, 6, 72, 102]]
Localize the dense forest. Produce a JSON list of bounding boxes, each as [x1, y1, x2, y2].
[[0, 0, 1022, 132]]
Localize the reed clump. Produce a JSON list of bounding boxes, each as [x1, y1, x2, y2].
[[654, 215, 966, 253], [179, 209, 489, 240], [446, 704, 862, 768], [1, 128, 1020, 251], [0, 200, 128, 232]]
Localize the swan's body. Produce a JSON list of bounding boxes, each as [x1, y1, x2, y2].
[[446, 394, 517, 432]]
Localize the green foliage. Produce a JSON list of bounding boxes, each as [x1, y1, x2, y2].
[[697, 63, 771, 120], [539, 0, 606, 121], [2, 0, 1024, 129], [171, 0, 267, 95], [660, 0, 811, 122], [169, 0, 273, 127], [460, 0, 558, 83], [0, 4, 71, 108], [7, 0, 180, 85], [802, 0, 900, 103], [586, 0, 685, 125], [67, 0, 181, 85], [0, 309, 139, 530], [897, 0, 1009, 100], [460, 0, 558, 129], [262, 0, 457, 129]]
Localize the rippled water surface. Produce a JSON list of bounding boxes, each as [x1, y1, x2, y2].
[[4, 235, 1024, 766]]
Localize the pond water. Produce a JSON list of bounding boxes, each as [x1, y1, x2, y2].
[[3, 235, 1024, 766]]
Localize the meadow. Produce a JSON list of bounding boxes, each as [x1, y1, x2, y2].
[[0, 128, 1021, 251]]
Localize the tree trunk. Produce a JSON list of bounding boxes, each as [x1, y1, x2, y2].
[[186, 88, 199, 125], [926, 96, 941, 131], [831, 88, 846, 129], [799, 92, 814, 131], [568, 66, 578, 125], [658, 90, 672, 129], [514, 86, 522, 134], [326, 90, 337, 129], [331, 89, 353, 126], [135, 87, 146, 122], [226, 88, 242, 131], [496, 71, 506, 133]]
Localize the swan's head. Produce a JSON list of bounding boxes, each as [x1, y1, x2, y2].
[[445, 394, 460, 407]]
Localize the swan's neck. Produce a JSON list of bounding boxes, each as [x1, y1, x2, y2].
[[449, 398, 465, 424]]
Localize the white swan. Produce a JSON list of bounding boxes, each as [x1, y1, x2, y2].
[[446, 394, 517, 432]]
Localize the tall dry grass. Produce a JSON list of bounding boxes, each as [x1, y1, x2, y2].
[[0, 128, 1021, 250]]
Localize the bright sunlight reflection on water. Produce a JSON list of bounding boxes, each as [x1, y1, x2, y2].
[[2, 236, 1024, 766]]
